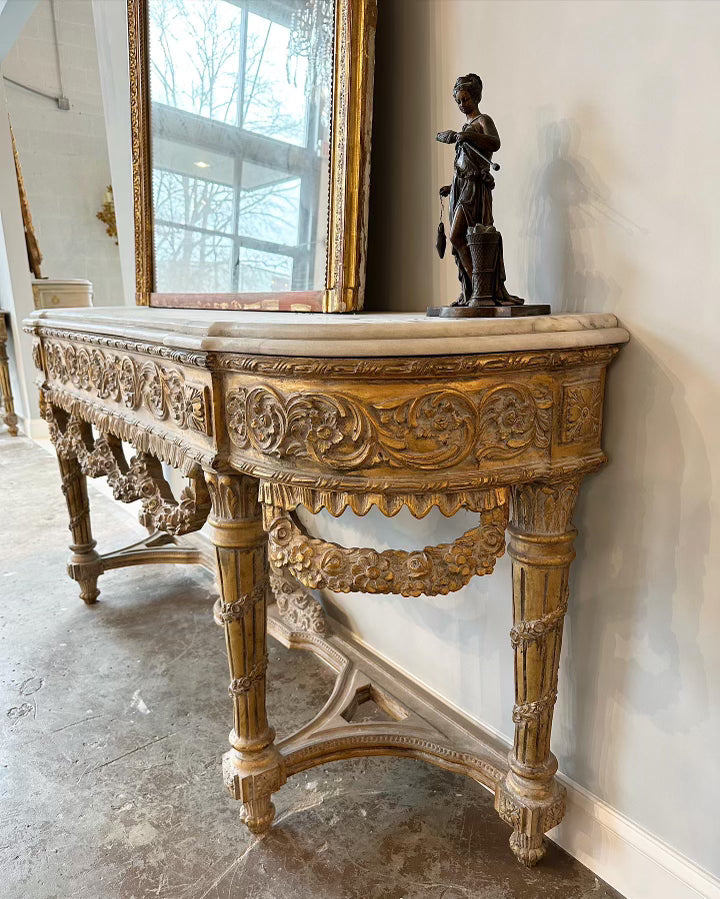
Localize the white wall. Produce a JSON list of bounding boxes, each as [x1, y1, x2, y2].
[[1, 0, 124, 306], [339, 0, 719, 886], [92, 0, 134, 306]]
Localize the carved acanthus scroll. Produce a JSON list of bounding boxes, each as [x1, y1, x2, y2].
[[264, 502, 508, 597], [43, 340, 211, 435], [227, 382, 552, 472]]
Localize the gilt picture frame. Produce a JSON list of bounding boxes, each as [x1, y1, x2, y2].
[[128, 0, 376, 312]]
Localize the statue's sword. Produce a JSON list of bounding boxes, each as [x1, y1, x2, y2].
[[478, 151, 501, 172]]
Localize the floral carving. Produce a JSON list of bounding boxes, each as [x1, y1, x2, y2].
[[560, 380, 602, 444], [44, 401, 210, 536], [214, 582, 270, 624], [264, 502, 508, 597], [475, 385, 552, 460], [32, 340, 43, 372], [512, 689, 559, 724], [43, 340, 210, 435], [269, 570, 328, 635], [228, 655, 269, 695], [226, 382, 550, 472]]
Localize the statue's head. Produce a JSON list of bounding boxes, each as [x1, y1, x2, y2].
[[453, 74, 483, 115]]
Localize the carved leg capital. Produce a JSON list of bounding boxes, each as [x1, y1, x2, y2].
[[206, 471, 284, 833], [497, 479, 580, 865]]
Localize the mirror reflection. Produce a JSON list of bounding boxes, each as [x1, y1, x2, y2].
[[148, 0, 333, 296]]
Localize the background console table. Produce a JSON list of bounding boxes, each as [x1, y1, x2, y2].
[[25, 308, 628, 866], [1, 312, 19, 436]]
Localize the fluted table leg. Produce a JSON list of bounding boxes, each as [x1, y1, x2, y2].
[[206, 472, 285, 834], [57, 452, 103, 604], [0, 336, 18, 436], [495, 479, 580, 866]]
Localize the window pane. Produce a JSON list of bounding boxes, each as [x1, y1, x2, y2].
[[238, 248, 292, 293], [154, 169, 234, 234], [243, 13, 308, 146], [149, 0, 242, 125], [238, 165, 300, 246], [155, 224, 234, 293]]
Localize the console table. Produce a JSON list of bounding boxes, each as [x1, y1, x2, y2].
[[25, 308, 628, 866]]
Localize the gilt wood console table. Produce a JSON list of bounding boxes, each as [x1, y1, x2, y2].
[[25, 308, 628, 866]]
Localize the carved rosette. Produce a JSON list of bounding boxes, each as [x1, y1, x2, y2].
[[560, 380, 602, 444], [43, 340, 211, 435], [226, 382, 552, 473], [264, 503, 508, 597]]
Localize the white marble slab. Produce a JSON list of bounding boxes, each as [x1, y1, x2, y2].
[[28, 308, 629, 357]]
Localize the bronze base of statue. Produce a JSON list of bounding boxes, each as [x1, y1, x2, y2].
[[426, 304, 551, 318], [429, 225, 550, 317]]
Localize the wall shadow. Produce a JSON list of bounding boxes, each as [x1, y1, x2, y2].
[[522, 113, 644, 313], [560, 335, 712, 813]]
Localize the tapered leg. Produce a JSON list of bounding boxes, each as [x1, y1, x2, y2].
[[0, 338, 19, 436], [495, 479, 580, 866], [57, 453, 103, 604], [206, 472, 285, 833]]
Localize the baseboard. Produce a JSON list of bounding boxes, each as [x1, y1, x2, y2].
[[24, 416, 49, 440], [328, 616, 720, 899]]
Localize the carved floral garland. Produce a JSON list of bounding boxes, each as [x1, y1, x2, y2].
[[264, 503, 508, 597]]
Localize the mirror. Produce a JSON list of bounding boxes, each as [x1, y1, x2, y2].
[[129, 0, 376, 312]]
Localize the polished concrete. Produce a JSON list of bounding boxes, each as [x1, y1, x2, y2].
[[0, 432, 624, 899]]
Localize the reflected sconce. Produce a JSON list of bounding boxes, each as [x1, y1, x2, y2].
[[96, 185, 118, 244]]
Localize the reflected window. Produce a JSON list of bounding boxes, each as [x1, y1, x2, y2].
[[148, 0, 332, 295]]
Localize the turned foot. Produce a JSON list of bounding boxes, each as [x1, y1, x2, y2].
[[510, 831, 546, 867], [68, 547, 103, 604], [4, 411, 19, 436], [242, 796, 276, 834]]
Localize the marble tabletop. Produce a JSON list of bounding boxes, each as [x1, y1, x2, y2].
[[28, 308, 629, 357]]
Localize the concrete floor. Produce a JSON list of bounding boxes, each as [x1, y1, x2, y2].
[[0, 431, 624, 899]]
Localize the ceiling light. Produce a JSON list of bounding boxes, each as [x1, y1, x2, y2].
[[194, 161, 210, 168]]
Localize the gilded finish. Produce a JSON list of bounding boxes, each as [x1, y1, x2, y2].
[[127, 0, 153, 306], [0, 315, 19, 436], [205, 471, 286, 833], [9, 120, 43, 279], [269, 568, 329, 635], [325, 0, 377, 311], [494, 479, 580, 866], [128, 0, 376, 312], [26, 312, 624, 866], [265, 502, 507, 596]]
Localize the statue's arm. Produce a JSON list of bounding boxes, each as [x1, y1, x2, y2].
[[457, 114, 501, 153]]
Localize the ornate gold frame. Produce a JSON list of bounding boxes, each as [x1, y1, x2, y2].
[[128, 0, 376, 312]]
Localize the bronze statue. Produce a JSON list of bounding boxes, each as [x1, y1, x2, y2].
[[429, 74, 548, 317]]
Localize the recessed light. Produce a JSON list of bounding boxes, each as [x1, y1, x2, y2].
[[194, 161, 210, 168]]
